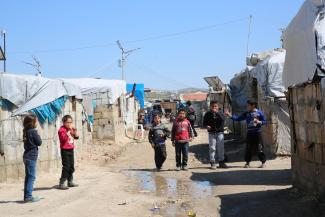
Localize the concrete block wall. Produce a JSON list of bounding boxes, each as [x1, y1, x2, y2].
[[288, 82, 325, 196], [92, 92, 125, 142], [0, 97, 90, 182]]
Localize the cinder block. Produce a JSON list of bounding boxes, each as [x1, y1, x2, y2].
[[102, 111, 113, 119], [0, 165, 7, 182], [93, 112, 102, 120], [17, 163, 25, 179], [5, 164, 19, 181], [3, 142, 18, 163]]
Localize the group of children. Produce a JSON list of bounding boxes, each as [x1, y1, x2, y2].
[[23, 114, 79, 203], [22, 99, 267, 202], [149, 100, 267, 171]]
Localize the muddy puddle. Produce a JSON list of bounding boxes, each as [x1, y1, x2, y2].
[[123, 170, 216, 217]]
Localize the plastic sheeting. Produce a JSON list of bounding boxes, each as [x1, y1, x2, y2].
[[126, 83, 144, 108], [230, 49, 286, 112], [0, 74, 81, 116], [229, 67, 256, 113], [31, 96, 67, 124], [61, 78, 126, 104], [283, 0, 325, 88], [251, 49, 286, 97]]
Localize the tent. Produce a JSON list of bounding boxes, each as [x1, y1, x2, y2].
[[283, 0, 325, 88], [230, 49, 291, 155], [0, 73, 82, 123], [61, 78, 126, 104]]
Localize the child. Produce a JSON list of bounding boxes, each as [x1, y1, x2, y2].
[[226, 100, 267, 168], [203, 101, 228, 169], [58, 115, 79, 190], [171, 108, 194, 171], [148, 113, 170, 171], [23, 114, 42, 203], [185, 101, 198, 137]]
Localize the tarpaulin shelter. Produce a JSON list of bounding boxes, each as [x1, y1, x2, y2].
[[229, 49, 291, 155], [283, 0, 325, 88], [0, 73, 82, 124]]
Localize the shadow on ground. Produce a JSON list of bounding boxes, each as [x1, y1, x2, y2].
[[219, 188, 325, 217], [190, 169, 291, 186], [189, 139, 246, 164], [190, 138, 277, 164]]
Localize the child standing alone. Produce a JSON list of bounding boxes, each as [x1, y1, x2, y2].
[[171, 109, 194, 171], [23, 114, 42, 203], [58, 115, 79, 190], [148, 113, 170, 171]]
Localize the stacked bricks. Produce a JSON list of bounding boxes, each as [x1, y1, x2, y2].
[[92, 92, 123, 142]]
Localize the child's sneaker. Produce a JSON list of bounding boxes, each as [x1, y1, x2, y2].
[[210, 164, 217, 170], [218, 162, 228, 169], [182, 166, 188, 171], [258, 163, 266, 168], [244, 164, 250, 168], [68, 181, 79, 187], [24, 196, 40, 203], [176, 167, 181, 171], [58, 181, 69, 190]]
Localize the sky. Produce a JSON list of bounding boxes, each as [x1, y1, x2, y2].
[[1, 0, 305, 90]]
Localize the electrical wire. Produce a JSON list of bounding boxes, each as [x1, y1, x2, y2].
[[9, 16, 250, 55]]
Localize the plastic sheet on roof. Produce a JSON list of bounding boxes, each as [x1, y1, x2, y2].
[[0, 74, 81, 116], [283, 0, 325, 88], [61, 78, 126, 104], [251, 50, 286, 97]]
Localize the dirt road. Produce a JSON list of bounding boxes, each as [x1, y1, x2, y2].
[[1, 128, 324, 217]]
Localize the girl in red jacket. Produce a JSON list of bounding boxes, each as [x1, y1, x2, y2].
[[171, 108, 194, 171], [58, 115, 79, 190]]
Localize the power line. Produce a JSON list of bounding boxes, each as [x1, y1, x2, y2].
[[9, 16, 250, 55]]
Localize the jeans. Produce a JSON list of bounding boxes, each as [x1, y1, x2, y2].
[[175, 142, 189, 167], [246, 133, 266, 164], [60, 149, 75, 183], [154, 144, 167, 169], [208, 133, 225, 163], [23, 159, 37, 200]]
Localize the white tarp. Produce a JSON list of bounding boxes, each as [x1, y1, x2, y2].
[[283, 0, 325, 88], [251, 49, 286, 97], [0, 73, 82, 115], [61, 78, 126, 104]]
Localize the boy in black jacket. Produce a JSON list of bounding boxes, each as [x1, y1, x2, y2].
[[203, 101, 227, 169], [148, 113, 170, 171]]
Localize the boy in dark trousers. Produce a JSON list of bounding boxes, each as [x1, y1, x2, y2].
[[58, 115, 79, 190], [148, 113, 170, 171], [203, 101, 228, 169], [171, 109, 194, 171], [226, 100, 267, 168]]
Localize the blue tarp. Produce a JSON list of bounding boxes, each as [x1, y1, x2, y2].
[[126, 83, 145, 108], [0, 99, 15, 111], [31, 96, 68, 124]]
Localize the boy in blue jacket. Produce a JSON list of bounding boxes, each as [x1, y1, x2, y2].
[[226, 100, 267, 168]]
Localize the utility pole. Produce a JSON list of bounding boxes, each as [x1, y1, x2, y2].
[[116, 40, 140, 81], [1, 30, 6, 72]]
